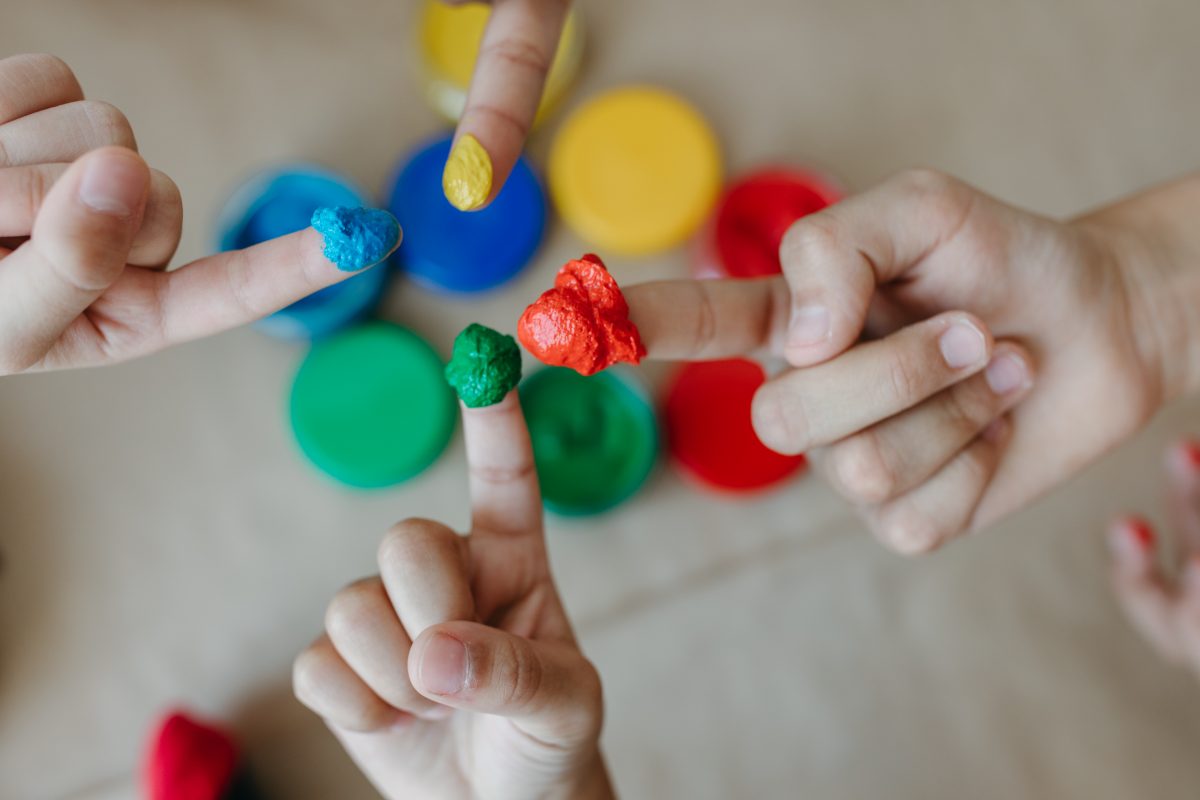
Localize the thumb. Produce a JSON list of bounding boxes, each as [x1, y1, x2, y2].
[[0, 146, 148, 372], [777, 168, 977, 367], [409, 620, 602, 747]]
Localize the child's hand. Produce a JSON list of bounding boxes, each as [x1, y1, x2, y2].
[[442, 0, 569, 208], [293, 394, 613, 800], [625, 169, 1192, 553], [1110, 440, 1200, 675], [0, 54, 394, 375]]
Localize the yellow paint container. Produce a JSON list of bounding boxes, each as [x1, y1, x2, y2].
[[418, 1, 583, 125], [548, 85, 723, 256]]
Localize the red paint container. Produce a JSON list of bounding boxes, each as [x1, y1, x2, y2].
[[693, 167, 844, 280], [663, 358, 807, 493]]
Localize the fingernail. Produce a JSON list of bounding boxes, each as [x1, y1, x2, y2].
[[939, 319, 987, 369], [442, 134, 492, 211], [1109, 517, 1154, 559], [787, 305, 831, 348], [310, 206, 402, 272], [78, 153, 142, 217], [419, 634, 467, 696], [984, 353, 1030, 395]]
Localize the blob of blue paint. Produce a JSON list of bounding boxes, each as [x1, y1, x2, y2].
[[216, 166, 393, 340], [386, 135, 546, 294], [311, 206, 402, 272]]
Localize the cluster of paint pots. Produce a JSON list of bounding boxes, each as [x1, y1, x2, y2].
[[219, 1, 844, 515]]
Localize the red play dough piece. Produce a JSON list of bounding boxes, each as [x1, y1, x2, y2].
[[144, 711, 240, 800], [518, 254, 646, 376], [664, 359, 807, 492], [699, 168, 843, 279]]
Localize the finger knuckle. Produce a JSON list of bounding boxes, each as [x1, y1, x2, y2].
[[944, 382, 992, 438], [497, 637, 544, 710], [78, 100, 136, 148], [378, 518, 444, 567], [291, 646, 327, 709], [897, 168, 973, 230], [480, 36, 554, 78], [779, 213, 842, 267], [324, 578, 382, 640], [15, 53, 78, 89], [883, 350, 925, 406], [831, 432, 897, 505], [873, 504, 945, 555], [751, 385, 808, 454]]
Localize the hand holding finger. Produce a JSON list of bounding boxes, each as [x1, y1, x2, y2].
[[752, 311, 994, 455], [822, 342, 1034, 506]]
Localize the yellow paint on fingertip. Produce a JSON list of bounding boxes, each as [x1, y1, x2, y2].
[[442, 134, 493, 211], [549, 86, 723, 256]]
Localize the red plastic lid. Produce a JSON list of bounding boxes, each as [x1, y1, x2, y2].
[[707, 168, 843, 279], [663, 359, 807, 492]]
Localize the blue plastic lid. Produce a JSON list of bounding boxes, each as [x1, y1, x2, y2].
[[386, 135, 546, 294], [216, 165, 391, 340]]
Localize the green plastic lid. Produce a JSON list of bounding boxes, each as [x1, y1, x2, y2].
[[289, 322, 456, 488], [519, 367, 658, 516]]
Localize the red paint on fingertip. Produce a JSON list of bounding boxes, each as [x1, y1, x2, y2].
[[518, 254, 646, 376]]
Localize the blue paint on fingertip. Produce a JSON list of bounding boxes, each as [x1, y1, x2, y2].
[[215, 165, 392, 340], [311, 206, 403, 272]]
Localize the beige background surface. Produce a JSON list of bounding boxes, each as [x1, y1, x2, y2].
[[2, 1, 1200, 798]]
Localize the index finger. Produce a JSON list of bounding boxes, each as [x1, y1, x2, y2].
[[623, 276, 791, 361], [443, 0, 569, 211], [463, 391, 543, 536]]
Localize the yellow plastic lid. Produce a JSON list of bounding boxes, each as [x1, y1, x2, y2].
[[548, 86, 723, 256], [418, 1, 582, 124]]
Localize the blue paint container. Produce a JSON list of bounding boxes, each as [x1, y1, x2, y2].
[[386, 135, 546, 294], [216, 166, 392, 340]]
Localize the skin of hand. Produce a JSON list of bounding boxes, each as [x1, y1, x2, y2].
[[292, 393, 614, 800], [0, 53, 398, 375], [1109, 440, 1200, 674], [443, 0, 570, 208], [621, 168, 1200, 554]]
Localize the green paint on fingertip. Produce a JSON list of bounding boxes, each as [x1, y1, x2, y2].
[[311, 206, 402, 271], [445, 323, 523, 408]]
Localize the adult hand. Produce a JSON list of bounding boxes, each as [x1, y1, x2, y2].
[[623, 169, 1192, 553]]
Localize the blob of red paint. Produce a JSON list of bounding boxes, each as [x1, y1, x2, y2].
[[518, 254, 646, 376], [144, 711, 239, 800]]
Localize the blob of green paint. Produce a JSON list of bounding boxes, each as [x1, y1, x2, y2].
[[310, 206, 402, 271], [445, 324, 523, 408]]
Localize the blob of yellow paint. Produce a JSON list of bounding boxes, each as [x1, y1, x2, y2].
[[417, 1, 582, 125], [549, 86, 723, 256], [442, 133, 493, 211]]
